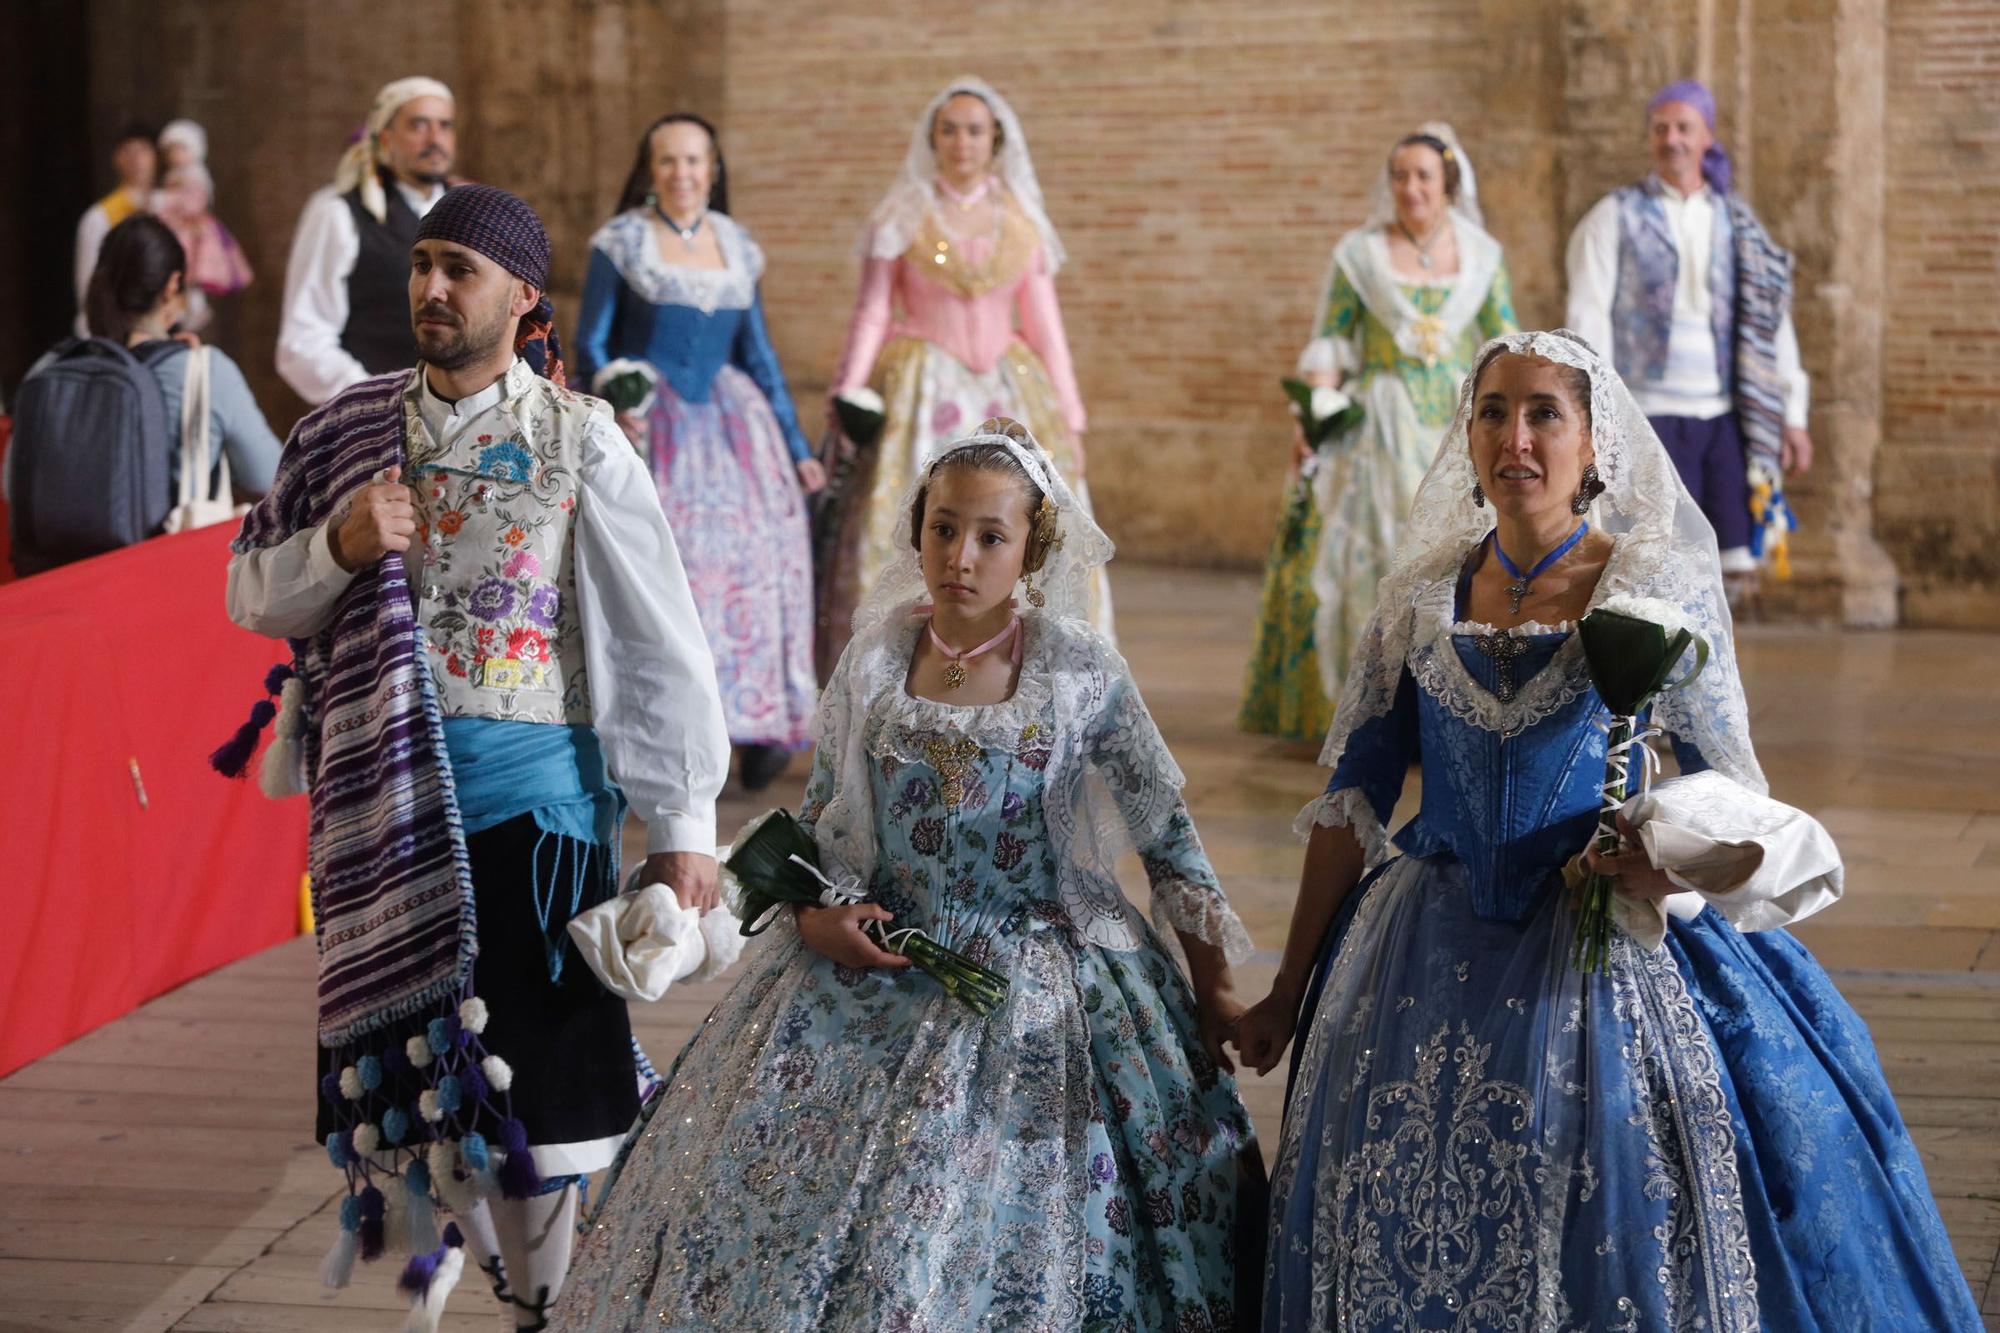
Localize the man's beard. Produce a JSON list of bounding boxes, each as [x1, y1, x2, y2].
[[413, 299, 509, 371], [405, 149, 452, 187]]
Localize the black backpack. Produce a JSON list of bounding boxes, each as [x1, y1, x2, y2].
[[7, 337, 178, 575]]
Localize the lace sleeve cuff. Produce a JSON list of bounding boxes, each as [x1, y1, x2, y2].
[[1296, 335, 1357, 379], [1148, 880, 1255, 967], [1293, 786, 1388, 865]]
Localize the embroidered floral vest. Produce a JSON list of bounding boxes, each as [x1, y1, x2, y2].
[[1611, 178, 1735, 391], [400, 362, 606, 724]]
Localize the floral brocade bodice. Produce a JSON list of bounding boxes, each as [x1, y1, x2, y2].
[[865, 705, 1072, 959], [1322, 274, 1516, 428], [1324, 575, 1709, 922], [1401, 627, 1611, 919], [401, 367, 599, 724], [798, 620, 1252, 972]]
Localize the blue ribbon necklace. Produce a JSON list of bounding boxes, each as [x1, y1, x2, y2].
[[1490, 522, 1589, 616]]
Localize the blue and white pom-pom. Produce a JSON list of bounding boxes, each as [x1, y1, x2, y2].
[[258, 671, 309, 798], [318, 1193, 362, 1289]]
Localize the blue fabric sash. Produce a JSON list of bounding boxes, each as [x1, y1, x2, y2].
[[440, 717, 623, 847]]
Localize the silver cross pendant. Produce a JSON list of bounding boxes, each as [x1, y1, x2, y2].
[[1474, 631, 1529, 702]]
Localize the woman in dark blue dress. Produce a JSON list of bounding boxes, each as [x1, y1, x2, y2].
[[575, 114, 818, 790], [1232, 330, 1980, 1331]]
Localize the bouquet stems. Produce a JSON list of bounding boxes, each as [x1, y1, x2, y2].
[[1569, 715, 1633, 973], [872, 924, 1010, 1017]]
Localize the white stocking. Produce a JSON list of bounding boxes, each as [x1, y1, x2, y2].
[[450, 1199, 509, 1304], [490, 1183, 578, 1329]]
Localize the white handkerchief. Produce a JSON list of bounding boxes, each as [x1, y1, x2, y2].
[[567, 883, 744, 1003], [1611, 770, 1844, 952]]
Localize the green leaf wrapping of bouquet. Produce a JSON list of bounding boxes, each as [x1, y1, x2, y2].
[[723, 809, 825, 936], [1577, 608, 1706, 717], [597, 370, 655, 416], [834, 396, 887, 450]]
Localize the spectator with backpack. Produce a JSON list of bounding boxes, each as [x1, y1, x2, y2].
[[7, 215, 283, 575]]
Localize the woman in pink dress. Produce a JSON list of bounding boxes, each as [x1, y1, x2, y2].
[[819, 76, 1112, 675]]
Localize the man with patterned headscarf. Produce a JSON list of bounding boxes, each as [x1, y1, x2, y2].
[[227, 184, 728, 1327], [276, 77, 458, 405], [1565, 79, 1814, 592]]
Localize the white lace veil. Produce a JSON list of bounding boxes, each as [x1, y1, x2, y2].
[[852, 420, 1113, 637], [807, 423, 1253, 964], [1364, 120, 1483, 229], [858, 75, 1067, 273], [1318, 329, 1766, 795], [1306, 122, 1495, 359]]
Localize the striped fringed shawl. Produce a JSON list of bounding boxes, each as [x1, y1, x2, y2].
[[232, 370, 478, 1048], [1727, 193, 1795, 480]]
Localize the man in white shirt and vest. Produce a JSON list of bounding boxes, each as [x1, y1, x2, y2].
[[228, 183, 729, 1327], [276, 77, 457, 405], [1566, 79, 1815, 589]]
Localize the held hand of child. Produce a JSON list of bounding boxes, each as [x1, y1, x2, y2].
[[796, 903, 913, 971], [1229, 984, 1302, 1077], [1195, 981, 1246, 1075], [329, 465, 416, 571]]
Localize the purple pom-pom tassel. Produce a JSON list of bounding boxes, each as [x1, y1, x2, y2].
[[497, 1124, 541, 1200], [319, 1071, 342, 1105], [442, 1221, 464, 1248], [396, 1248, 441, 1296], [263, 662, 295, 694], [461, 1063, 489, 1104], [357, 1184, 386, 1261], [498, 1150, 541, 1200], [208, 698, 278, 777]]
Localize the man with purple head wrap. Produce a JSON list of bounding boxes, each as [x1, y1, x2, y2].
[[1566, 79, 1814, 593], [225, 183, 728, 1327]]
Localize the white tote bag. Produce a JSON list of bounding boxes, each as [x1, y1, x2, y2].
[[162, 345, 245, 533]]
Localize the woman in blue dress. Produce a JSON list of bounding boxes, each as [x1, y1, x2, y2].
[[575, 114, 819, 791], [1232, 330, 1980, 1331], [552, 420, 1263, 1331]]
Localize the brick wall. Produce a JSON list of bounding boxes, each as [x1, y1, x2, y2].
[[717, 2, 1571, 567], [59, 0, 2000, 626], [1881, 0, 2000, 627]]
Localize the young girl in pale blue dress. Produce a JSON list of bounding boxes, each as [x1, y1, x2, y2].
[[554, 420, 1263, 1332]]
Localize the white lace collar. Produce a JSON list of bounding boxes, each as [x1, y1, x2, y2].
[[866, 615, 1057, 759], [588, 209, 764, 314], [1409, 577, 1604, 737]]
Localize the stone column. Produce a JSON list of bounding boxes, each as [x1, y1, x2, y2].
[[1750, 0, 1899, 625]]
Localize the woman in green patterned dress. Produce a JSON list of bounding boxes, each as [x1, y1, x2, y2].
[[1240, 123, 1517, 741]]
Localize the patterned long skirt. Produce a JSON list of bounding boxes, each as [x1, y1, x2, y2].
[[647, 364, 816, 748], [816, 336, 1113, 679]]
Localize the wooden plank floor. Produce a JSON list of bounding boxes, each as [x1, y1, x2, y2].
[[3, 564, 1996, 1331]]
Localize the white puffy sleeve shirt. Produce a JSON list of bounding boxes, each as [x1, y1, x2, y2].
[[225, 401, 730, 856], [1564, 190, 1809, 429]]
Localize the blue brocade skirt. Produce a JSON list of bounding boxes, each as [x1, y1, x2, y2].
[[1265, 854, 1980, 1332]]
